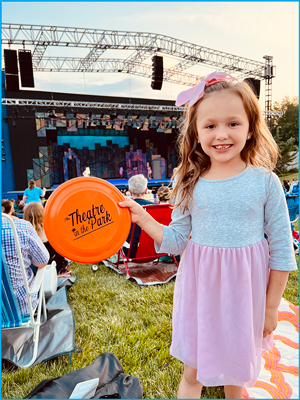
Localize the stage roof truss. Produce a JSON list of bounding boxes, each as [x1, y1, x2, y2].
[[1, 98, 185, 112], [1, 98, 283, 116], [2, 23, 268, 84], [36, 57, 204, 86]]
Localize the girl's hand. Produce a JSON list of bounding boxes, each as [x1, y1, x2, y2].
[[263, 306, 278, 338], [119, 197, 164, 246], [118, 197, 147, 225]]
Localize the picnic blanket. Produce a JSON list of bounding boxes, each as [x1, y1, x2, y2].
[[243, 298, 299, 399], [103, 259, 177, 286]]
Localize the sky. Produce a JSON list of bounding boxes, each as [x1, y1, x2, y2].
[[2, 1, 299, 109]]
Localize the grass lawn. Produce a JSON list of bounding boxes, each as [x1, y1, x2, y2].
[[278, 172, 299, 183], [2, 252, 298, 399]]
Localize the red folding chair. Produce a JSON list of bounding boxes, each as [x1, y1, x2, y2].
[[116, 204, 179, 277]]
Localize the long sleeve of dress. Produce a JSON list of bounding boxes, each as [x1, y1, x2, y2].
[[264, 173, 297, 271], [154, 204, 192, 255]]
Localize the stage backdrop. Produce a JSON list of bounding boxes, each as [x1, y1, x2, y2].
[[4, 89, 182, 189]]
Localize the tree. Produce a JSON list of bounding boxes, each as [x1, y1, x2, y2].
[[270, 96, 299, 174]]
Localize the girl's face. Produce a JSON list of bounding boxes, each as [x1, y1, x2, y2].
[[196, 90, 251, 168]]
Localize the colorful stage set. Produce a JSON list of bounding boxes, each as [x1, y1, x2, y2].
[[2, 86, 182, 195]]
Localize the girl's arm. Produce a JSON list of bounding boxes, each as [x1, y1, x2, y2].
[[22, 195, 27, 204], [120, 196, 192, 254], [264, 173, 297, 271], [119, 198, 164, 245], [263, 270, 289, 338]]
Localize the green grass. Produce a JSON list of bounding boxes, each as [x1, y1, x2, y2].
[[2, 254, 299, 398], [278, 172, 299, 183]]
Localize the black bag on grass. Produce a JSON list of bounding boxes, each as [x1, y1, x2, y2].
[[25, 353, 144, 399]]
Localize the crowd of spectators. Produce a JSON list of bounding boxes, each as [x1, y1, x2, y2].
[[282, 178, 298, 194]]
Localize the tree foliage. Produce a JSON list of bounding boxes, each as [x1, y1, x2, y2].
[[270, 96, 299, 173]]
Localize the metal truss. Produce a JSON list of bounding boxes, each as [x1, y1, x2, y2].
[[2, 23, 267, 82], [37, 57, 203, 86], [1, 98, 282, 116], [2, 98, 184, 112]]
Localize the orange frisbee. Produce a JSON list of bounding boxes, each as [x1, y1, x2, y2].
[[44, 177, 131, 263]]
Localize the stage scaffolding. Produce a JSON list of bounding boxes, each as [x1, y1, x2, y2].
[[2, 23, 276, 115]]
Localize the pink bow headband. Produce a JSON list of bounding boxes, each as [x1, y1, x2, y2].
[[175, 71, 237, 107]]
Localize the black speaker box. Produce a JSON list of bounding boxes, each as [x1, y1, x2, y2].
[[5, 74, 19, 91], [151, 56, 163, 90], [4, 49, 18, 75], [19, 50, 35, 87], [244, 78, 260, 99]]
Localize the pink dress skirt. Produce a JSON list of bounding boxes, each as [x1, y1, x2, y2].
[[170, 239, 274, 388]]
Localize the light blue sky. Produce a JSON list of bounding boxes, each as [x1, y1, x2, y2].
[[2, 1, 299, 109]]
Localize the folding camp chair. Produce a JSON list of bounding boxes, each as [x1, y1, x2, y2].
[[286, 194, 299, 223], [290, 183, 299, 195], [1, 213, 47, 368], [116, 204, 179, 278]]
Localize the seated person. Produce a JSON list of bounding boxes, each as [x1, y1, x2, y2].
[[2, 199, 18, 217], [157, 186, 172, 204], [2, 214, 49, 318], [17, 202, 25, 213], [24, 202, 68, 274], [14, 199, 21, 211], [123, 174, 153, 258]]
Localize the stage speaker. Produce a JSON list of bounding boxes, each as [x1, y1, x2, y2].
[[244, 78, 260, 99], [4, 49, 18, 74], [5, 74, 19, 92], [4, 49, 20, 91], [19, 50, 35, 87], [151, 56, 163, 90]]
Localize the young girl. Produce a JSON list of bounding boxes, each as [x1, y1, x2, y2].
[[119, 72, 297, 398]]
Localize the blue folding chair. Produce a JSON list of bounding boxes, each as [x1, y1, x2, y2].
[[1, 213, 47, 368], [290, 184, 299, 195], [286, 195, 299, 223]]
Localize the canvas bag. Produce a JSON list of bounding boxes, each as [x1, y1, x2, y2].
[[25, 352, 144, 399]]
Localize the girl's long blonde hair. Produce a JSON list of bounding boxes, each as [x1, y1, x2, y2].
[[172, 80, 279, 213], [23, 201, 44, 238]]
